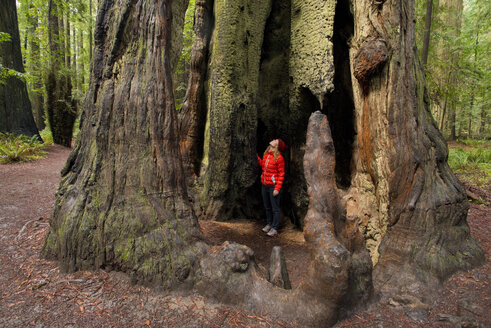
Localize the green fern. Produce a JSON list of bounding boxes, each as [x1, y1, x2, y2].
[[0, 132, 47, 164]]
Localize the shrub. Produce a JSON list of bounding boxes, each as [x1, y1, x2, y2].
[[40, 127, 53, 145], [0, 132, 47, 164]]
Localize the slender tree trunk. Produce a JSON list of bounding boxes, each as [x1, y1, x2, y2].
[[471, 26, 480, 138], [26, 1, 45, 130], [66, 8, 71, 70], [421, 0, 433, 69], [449, 100, 457, 140], [23, 33, 28, 63], [79, 29, 84, 89], [467, 93, 474, 138], [479, 104, 486, 136], [88, 0, 93, 63], [0, 0, 40, 138], [72, 16, 77, 93], [439, 88, 449, 131], [65, 4, 77, 118]]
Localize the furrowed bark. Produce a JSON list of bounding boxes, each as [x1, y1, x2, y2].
[[43, 0, 205, 287], [179, 0, 214, 179], [0, 0, 40, 138], [348, 0, 484, 300]]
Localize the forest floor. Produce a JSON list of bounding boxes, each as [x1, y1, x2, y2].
[[0, 144, 489, 328]]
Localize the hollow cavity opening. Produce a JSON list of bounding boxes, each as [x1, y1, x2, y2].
[[255, 0, 293, 224], [323, 0, 355, 189]]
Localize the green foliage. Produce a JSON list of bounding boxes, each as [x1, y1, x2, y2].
[[448, 139, 491, 188], [415, 0, 491, 139], [40, 127, 54, 145], [0, 33, 26, 84], [0, 32, 11, 42], [458, 138, 490, 148], [16, 0, 97, 117], [0, 64, 26, 85], [0, 132, 47, 164], [449, 147, 491, 169], [72, 116, 81, 142]]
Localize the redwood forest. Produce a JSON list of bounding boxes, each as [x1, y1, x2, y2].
[[0, 0, 489, 327]]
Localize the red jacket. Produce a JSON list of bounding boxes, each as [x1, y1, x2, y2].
[[257, 150, 285, 192]]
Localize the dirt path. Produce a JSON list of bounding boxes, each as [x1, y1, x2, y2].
[[0, 145, 489, 327]]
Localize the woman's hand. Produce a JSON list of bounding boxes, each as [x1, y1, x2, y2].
[[273, 190, 279, 197]]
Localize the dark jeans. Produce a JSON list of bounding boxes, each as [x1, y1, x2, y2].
[[261, 185, 281, 230]]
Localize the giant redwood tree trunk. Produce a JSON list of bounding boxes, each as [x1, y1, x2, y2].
[[45, 0, 483, 326], [43, 0, 205, 286], [0, 0, 39, 138], [348, 0, 483, 299]]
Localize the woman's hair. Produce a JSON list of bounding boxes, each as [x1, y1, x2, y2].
[[264, 146, 280, 161]]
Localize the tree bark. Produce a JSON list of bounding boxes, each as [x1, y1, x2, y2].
[[349, 0, 483, 300], [198, 0, 273, 220], [178, 0, 214, 179], [43, 0, 204, 287], [0, 0, 40, 138], [46, 0, 76, 147]]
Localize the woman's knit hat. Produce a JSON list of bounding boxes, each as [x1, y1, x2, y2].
[[278, 139, 287, 152]]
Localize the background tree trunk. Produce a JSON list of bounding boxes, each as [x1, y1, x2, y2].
[[79, 29, 85, 90], [179, 0, 214, 179], [0, 0, 40, 138], [26, 1, 45, 131], [421, 0, 433, 69], [73, 22, 78, 93], [46, 0, 76, 147], [88, 0, 93, 63]]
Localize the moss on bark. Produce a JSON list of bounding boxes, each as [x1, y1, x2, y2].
[[200, 0, 273, 220], [43, 0, 202, 287]]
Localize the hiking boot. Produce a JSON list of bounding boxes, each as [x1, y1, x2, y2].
[[262, 225, 272, 233], [267, 228, 278, 237]]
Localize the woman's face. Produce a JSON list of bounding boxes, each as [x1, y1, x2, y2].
[[269, 139, 279, 148]]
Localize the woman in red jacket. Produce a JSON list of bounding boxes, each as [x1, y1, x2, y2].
[[257, 138, 287, 237]]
